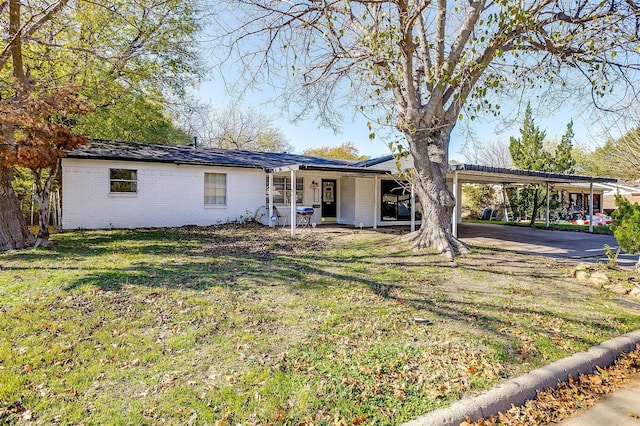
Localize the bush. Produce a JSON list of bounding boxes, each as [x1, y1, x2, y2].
[[462, 184, 496, 219], [611, 194, 640, 268]]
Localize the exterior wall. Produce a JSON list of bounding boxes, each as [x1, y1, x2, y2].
[[62, 158, 266, 229], [62, 159, 421, 231], [339, 177, 356, 225], [307, 173, 328, 225], [603, 193, 640, 213], [353, 177, 376, 227]]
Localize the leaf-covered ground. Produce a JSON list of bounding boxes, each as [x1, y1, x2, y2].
[[1, 224, 639, 425], [465, 344, 640, 425]]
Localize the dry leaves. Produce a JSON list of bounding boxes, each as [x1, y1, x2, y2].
[[464, 344, 640, 426], [0, 82, 92, 169]]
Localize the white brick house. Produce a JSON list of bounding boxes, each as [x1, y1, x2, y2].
[[62, 160, 266, 229], [61, 140, 400, 231], [61, 140, 614, 235]]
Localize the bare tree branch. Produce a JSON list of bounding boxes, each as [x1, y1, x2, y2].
[[213, 0, 640, 257]]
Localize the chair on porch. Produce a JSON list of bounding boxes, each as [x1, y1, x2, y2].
[[267, 205, 288, 228]]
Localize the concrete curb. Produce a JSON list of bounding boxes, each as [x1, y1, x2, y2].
[[402, 329, 640, 426]]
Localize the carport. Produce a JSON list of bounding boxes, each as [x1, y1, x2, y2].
[[447, 164, 617, 237]]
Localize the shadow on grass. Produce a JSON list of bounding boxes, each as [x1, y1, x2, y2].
[[3, 225, 630, 361], [62, 258, 613, 357]]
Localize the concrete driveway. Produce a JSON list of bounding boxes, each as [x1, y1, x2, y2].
[[457, 223, 638, 267]]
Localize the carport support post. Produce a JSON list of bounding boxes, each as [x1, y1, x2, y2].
[[452, 170, 459, 238], [268, 173, 274, 228], [410, 182, 415, 232], [545, 182, 550, 227], [290, 169, 296, 237], [502, 185, 510, 222], [589, 182, 594, 233]]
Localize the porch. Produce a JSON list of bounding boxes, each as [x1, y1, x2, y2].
[[264, 166, 423, 235]]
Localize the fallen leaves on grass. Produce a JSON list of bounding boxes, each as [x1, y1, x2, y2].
[[0, 400, 32, 423], [464, 344, 640, 426]]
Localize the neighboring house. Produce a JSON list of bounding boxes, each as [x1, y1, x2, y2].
[[600, 182, 640, 213], [61, 140, 616, 235]]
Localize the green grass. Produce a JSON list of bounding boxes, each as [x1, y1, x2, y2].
[[1, 224, 639, 425]]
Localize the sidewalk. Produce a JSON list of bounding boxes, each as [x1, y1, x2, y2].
[[560, 374, 640, 426]]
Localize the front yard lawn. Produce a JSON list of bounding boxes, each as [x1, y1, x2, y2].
[[1, 224, 639, 425]]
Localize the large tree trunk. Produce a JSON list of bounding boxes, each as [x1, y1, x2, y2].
[[0, 164, 34, 250], [401, 121, 470, 259]]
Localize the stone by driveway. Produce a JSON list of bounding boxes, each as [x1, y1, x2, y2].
[[457, 223, 638, 268]]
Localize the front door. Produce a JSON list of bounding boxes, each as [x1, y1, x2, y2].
[[321, 179, 337, 222]]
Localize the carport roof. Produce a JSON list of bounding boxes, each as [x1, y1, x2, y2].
[[449, 163, 617, 185]]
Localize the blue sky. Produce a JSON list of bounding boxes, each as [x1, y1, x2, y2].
[[196, 78, 610, 163], [197, 6, 634, 163]]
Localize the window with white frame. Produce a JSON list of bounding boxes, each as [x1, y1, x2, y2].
[[110, 169, 137, 193], [265, 176, 303, 205], [204, 173, 227, 206]]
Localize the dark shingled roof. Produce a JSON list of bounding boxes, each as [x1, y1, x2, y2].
[[67, 140, 391, 174], [351, 154, 396, 167], [66, 140, 615, 184]]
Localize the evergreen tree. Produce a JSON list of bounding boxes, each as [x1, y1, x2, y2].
[[554, 120, 576, 173], [509, 103, 549, 226], [508, 103, 575, 226], [509, 103, 551, 171]]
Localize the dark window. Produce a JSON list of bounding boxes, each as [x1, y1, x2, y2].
[[568, 192, 601, 214], [110, 169, 137, 193], [381, 180, 420, 221], [266, 176, 303, 205]]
